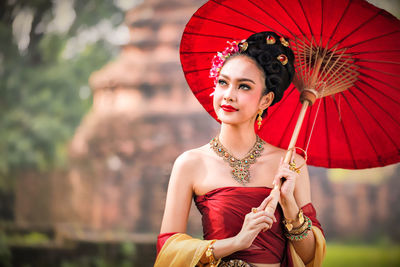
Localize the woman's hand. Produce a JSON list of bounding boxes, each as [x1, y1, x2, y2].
[[273, 156, 299, 202], [234, 196, 277, 250], [273, 155, 303, 223]]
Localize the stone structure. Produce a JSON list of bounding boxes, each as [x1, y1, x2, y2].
[[65, 0, 212, 236]]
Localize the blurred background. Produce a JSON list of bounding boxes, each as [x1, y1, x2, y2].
[[0, 0, 399, 266]]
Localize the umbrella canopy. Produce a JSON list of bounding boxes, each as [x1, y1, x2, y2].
[[180, 0, 400, 169]]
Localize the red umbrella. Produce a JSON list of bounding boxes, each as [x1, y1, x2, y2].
[[180, 0, 400, 170]]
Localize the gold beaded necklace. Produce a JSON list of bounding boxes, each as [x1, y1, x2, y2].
[[210, 135, 265, 184]]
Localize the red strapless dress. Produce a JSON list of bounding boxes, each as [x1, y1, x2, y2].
[[157, 186, 323, 266]]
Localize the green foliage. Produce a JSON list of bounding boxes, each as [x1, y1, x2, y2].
[[5, 231, 50, 246], [59, 242, 138, 267], [0, 0, 123, 187], [324, 243, 400, 267]]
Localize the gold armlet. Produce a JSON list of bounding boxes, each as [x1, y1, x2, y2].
[[283, 209, 304, 232], [206, 240, 221, 267], [284, 215, 312, 241]]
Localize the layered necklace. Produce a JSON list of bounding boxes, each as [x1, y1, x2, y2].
[[210, 135, 265, 184]]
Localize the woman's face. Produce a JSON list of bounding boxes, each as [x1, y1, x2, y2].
[[213, 55, 274, 126]]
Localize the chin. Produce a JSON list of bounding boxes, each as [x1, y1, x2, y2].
[[219, 117, 245, 126]]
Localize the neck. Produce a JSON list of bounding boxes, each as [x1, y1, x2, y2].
[[218, 121, 258, 158]]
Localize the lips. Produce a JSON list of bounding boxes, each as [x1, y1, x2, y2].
[[221, 105, 239, 112]]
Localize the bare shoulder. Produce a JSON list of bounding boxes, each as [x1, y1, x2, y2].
[[161, 144, 211, 233], [171, 144, 210, 186], [174, 145, 209, 170]]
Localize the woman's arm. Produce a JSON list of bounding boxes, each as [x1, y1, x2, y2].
[[274, 154, 317, 264], [160, 151, 244, 259], [160, 150, 277, 262], [160, 151, 195, 234]]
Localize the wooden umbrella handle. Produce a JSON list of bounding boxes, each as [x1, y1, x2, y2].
[[264, 100, 310, 215]]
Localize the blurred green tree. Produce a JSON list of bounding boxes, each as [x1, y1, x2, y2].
[[0, 0, 126, 216]]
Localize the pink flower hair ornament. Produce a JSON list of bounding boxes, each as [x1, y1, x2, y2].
[[208, 35, 289, 97], [209, 40, 245, 96]]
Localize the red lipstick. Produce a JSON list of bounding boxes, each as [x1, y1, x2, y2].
[[221, 105, 239, 112]]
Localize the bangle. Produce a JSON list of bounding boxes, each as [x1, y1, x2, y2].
[[288, 215, 309, 235], [284, 215, 312, 241], [205, 240, 221, 267], [283, 209, 304, 232]]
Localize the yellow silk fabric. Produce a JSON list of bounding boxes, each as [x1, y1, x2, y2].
[[154, 233, 213, 267], [155, 227, 326, 267], [289, 226, 326, 267]]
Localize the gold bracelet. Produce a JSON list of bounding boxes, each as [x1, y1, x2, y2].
[[283, 209, 304, 232], [288, 217, 309, 235], [206, 240, 221, 267], [284, 215, 312, 241]]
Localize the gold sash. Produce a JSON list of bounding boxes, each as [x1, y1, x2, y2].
[[154, 227, 326, 267]]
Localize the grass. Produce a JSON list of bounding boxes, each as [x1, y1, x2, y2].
[[324, 243, 400, 267]]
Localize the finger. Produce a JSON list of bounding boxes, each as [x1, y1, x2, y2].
[[253, 215, 274, 226], [276, 168, 298, 180], [248, 209, 270, 220], [264, 195, 279, 214], [280, 169, 298, 179], [258, 195, 272, 210], [273, 175, 282, 187], [258, 222, 271, 232], [262, 222, 273, 232]]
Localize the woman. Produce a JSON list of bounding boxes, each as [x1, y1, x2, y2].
[[155, 32, 325, 267]]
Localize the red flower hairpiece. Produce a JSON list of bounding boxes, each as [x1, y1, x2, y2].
[[209, 41, 240, 95]]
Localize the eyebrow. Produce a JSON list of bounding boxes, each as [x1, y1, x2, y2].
[[220, 74, 256, 84]]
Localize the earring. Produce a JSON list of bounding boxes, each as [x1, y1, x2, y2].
[[257, 110, 263, 130]]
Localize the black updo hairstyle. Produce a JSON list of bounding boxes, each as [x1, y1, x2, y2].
[[235, 32, 295, 116]]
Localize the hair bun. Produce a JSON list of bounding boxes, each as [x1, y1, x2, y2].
[[242, 32, 295, 106]]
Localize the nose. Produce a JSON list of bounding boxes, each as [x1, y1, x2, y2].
[[223, 84, 236, 102]]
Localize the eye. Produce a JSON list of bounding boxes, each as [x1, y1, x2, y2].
[[217, 79, 227, 86], [239, 84, 251, 90]]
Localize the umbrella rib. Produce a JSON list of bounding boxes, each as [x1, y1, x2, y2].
[[210, 0, 284, 36], [356, 63, 400, 78], [193, 14, 257, 35], [356, 79, 400, 106], [247, 0, 295, 37], [183, 32, 237, 40], [353, 84, 400, 129], [331, 94, 357, 168], [356, 59, 400, 66], [336, 10, 383, 44], [278, 100, 302, 147], [346, 30, 400, 49], [320, 0, 324, 38], [327, 0, 352, 42], [183, 67, 210, 74], [206, 107, 215, 114], [340, 92, 383, 165], [352, 49, 400, 55], [358, 70, 400, 94], [275, 0, 306, 36], [347, 89, 400, 149], [323, 98, 331, 167], [196, 86, 214, 94], [183, 32, 238, 40], [297, 0, 314, 37], [180, 51, 216, 55]]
